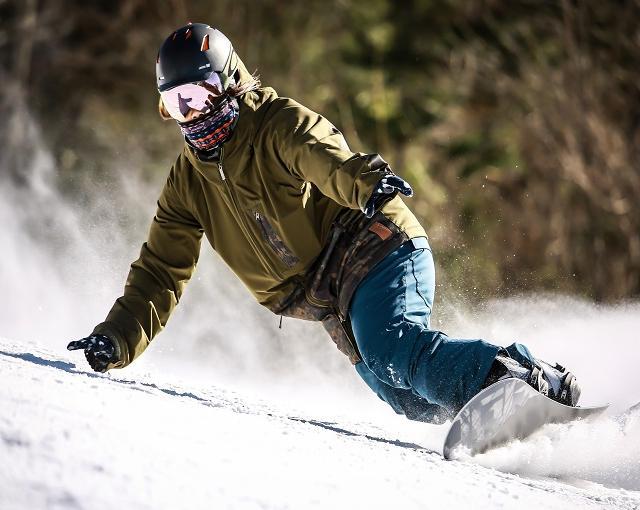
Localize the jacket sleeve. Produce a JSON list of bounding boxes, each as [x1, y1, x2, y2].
[[92, 163, 203, 369], [278, 105, 393, 211]]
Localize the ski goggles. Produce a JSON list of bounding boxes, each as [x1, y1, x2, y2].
[[159, 73, 224, 123]]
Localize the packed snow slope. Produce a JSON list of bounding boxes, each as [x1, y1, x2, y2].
[[2, 336, 640, 510]]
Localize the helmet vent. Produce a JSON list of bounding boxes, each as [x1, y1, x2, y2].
[[185, 28, 192, 40], [200, 34, 210, 51]]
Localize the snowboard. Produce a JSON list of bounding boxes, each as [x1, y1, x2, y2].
[[443, 378, 609, 460]]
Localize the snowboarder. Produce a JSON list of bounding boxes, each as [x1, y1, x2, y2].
[[67, 23, 580, 423]]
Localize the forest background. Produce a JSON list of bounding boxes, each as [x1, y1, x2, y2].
[[2, 0, 639, 304]]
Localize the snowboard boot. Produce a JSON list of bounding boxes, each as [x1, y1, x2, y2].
[[482, 354, 581, 407]]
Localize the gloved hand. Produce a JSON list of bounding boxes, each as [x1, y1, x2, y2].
[[67, 334, 120, 373], [364, 175, 414, 218]]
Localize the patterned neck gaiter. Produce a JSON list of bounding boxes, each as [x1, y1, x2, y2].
[[179, 95, 239, 152]]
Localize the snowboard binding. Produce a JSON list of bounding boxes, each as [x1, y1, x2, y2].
[[484, 354, 581, 407]]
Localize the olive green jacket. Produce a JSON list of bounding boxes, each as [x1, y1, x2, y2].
[[93, 64, 426, 369]]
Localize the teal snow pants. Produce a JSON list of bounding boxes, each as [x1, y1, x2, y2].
[[350, 237, 501, 423]]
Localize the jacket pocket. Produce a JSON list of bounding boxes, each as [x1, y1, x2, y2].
[[253, 211, 300, 268]]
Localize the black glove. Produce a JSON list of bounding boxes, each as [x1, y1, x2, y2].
[[364, 175, 414, 218], [67, 334, 120, 373]]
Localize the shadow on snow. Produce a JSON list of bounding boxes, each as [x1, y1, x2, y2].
[[0, 349, 438, 455]]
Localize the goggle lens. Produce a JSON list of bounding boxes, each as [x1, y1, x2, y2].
[[160, 73, 223, 122]]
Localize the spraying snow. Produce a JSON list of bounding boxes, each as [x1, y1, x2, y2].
[[473, 413, 640, 491]]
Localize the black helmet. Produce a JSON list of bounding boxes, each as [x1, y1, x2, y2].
[[156, 23, 239, 92]]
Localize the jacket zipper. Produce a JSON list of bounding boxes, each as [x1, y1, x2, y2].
[[216, 148, 285, 280]]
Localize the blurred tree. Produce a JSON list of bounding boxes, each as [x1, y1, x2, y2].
[[1, 0, 638, 301]]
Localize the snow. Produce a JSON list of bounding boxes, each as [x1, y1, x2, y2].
[[2, 114, 640, 508], [1, 336, 640, 510]]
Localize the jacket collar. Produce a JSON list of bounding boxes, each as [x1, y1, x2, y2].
[[184, 86, 278, 177]]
